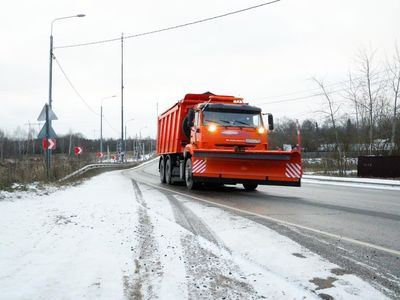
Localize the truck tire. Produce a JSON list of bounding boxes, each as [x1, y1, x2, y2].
[[166, 157, 174, 185], [185, 158, 199, 190], [159, 157, 166, 183], [243, 183, 258, 191]]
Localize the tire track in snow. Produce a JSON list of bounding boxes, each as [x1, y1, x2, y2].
[[166, 194, 220, 246], [124, 180, 162, 299], [165, 192, 259, 299]]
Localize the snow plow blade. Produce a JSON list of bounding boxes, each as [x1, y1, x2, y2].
[[191, 150, 302, 187]]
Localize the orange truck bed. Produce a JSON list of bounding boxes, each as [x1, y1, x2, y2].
[[157, 92, 301, 190]]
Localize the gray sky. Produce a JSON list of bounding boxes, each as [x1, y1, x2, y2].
[[1, 0, 399, 139]]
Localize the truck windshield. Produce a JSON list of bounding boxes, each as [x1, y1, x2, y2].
[[203, 111, 262, 128]]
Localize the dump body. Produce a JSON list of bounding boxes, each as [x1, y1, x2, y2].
[[157, 93, 301, 189]]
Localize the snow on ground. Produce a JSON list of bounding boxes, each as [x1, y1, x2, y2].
[[0, 170, 388, 299]]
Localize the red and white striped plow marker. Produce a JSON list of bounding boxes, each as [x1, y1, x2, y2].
[[192, 159, 207, 174], [285, 163, 302, 178]]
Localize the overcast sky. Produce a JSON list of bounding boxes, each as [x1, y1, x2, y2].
[[1, 0, 399, 139]]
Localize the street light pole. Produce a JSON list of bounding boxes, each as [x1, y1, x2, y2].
[[120, 33, 125, 162], [46, 14, 85, 179]]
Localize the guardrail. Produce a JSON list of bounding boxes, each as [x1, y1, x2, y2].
[[59, 162, 136, 182]]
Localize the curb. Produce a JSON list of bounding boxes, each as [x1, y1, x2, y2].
[[302, 175, 400, 188]]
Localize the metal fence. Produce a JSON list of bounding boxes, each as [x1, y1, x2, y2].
[[357, 156, 400, 178]]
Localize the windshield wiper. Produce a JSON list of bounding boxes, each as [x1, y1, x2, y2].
[[205, 119, 231, 125], [232, 120, 252, 126]]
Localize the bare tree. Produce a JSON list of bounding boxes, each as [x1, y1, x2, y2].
[[388, 45, 400, 155], [356, 49, 386, 154], [345, 72, 362, 155], [313, 77, 343, 172]]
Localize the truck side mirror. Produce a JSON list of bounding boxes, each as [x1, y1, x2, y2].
[[268, 114, 274, 131], [188, 109, 195, 127]]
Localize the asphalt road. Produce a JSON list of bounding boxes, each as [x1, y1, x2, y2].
[[124, 159, 400, 298]]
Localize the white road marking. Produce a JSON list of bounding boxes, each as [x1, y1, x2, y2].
[[136, 179, 400, 257]]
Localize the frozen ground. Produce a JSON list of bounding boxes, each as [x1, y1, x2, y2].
[[0, 170, 388, 299]]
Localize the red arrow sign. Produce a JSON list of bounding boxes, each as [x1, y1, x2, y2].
[[74, 147, 83, 155], [96, 152, 104, 158], [42, 138, 56, 150]]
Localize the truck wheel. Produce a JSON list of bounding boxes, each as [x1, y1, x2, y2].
[[243, 183, 258, 191], [185, 158, 199, 190], [159, 157, 166, 183], [166, 157, 174, 185]]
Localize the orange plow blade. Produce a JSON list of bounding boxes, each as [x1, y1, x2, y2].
[[192, 150, 302, 187]]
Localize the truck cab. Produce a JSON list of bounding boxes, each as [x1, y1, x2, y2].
[[188, 102, 272, 152]]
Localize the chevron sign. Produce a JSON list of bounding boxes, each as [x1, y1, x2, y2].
[[42, 138, 56, 150]]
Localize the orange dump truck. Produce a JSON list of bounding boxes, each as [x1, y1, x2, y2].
[[157, 92, 302, 190]]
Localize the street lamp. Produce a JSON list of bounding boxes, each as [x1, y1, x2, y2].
[[45, 14, 85, 180], [100, 95, 117, 156], [49, 14, 85, 108]]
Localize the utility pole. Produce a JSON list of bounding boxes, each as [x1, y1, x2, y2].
[[120, 32, 125, 162], [45, 104, 50, 180], [125, 124, 127, 154], [100, 104, 103, 154]]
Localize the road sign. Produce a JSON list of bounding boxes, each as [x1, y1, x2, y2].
[[96, 152, 104, 158], [42, 139, 56, 150], [38, 123, 57, 139], [74, 147, 83, 155], [37, 104, 58, 121]]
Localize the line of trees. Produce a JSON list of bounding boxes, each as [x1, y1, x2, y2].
[[271, 47, 400, 159]]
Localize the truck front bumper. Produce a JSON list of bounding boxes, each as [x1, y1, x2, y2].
[[191, 149, 302, 187]]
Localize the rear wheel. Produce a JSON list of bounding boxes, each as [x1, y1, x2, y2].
[[243, 183, 258, 191], [185, 158, 199, 190], [166, 157, 174, 185], [159, 157, 166, 183]]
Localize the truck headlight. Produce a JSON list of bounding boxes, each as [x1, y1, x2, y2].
[[257, 127, 265, 134], [208, 124, 217, 132]]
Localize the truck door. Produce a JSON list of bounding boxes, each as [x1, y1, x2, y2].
[[191, 111, 200, 144]]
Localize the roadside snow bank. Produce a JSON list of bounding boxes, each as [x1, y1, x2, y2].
[[0, 171, 138, 300]]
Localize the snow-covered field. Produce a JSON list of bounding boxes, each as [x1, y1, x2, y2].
[[0, 170, 387, 299]]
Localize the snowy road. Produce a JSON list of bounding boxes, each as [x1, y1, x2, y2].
[[0, 161, 397, 299]]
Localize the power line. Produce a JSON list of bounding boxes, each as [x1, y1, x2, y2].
[[54, 57, 98, 115], [256, 92, 324, 105], [254, 76, 389, 106], [55, 0, 281, 49], [53, 57, 119, 134], [253, 70, 389, 103]]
